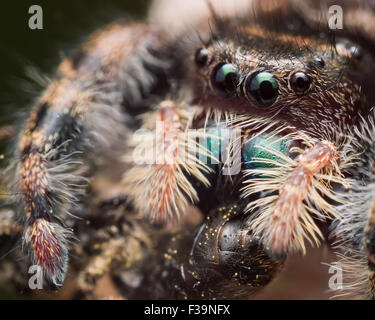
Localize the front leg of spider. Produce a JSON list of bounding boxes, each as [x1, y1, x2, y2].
[[13, 24, 169, 287], [219, 124, 340, 256]]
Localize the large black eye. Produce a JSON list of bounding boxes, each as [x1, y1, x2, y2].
[[290, 71, 311, 94], [195, 48, 209, 67], [211, 63, 238, 93], [246, 72, 278, 106]]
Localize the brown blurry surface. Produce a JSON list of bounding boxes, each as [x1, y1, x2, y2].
[[254, 246, 338, 300]]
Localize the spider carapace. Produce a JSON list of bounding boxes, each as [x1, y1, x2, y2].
[[2, 0, 375, 299]]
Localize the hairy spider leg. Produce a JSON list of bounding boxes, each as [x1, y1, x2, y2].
[[16, 23, 167, 286], [268, 140, 337, 254], [123, 100, 212, 223], [365, 198, 375, 297]]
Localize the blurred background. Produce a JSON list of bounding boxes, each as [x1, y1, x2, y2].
[[0, 0, 150, 157]]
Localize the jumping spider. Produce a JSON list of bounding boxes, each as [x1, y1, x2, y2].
[[1, 0, 375, 299]]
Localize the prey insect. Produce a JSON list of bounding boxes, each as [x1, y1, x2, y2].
[[1, 0, 375, 299]]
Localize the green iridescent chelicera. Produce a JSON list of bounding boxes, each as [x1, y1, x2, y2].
[[201, 122, 232, 167], [198, 125, 289, 178], [243, 133, 289, 170]]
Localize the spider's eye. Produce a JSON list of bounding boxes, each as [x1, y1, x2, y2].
[[246, 72, 278, 106], [350, 46, 362, 61], [211, 63, 238, 93], [313, 57, 325, 68], [195, 48, 209, 67], [290, 71, 311, 94]]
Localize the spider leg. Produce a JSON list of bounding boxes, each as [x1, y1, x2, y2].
[[12, 23, 169, 287], [245, 138, 340, 256], [77, 226, 151, 296], [267, 140, 337, 254], [123, 100, 211, 223], [365, 202, 375, 297]]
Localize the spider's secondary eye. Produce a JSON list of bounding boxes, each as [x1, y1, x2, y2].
[[336, 42, 363, 62], [313, 57, 325, 68], [290, 71, 311, 94], [211, 63, 238, 93], [246, 72, 278, 106], [350, 46, 362, 61], [195, 48, 209, 67]]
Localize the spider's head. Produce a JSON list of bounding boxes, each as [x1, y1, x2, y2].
[[191, 24, 368, 137]]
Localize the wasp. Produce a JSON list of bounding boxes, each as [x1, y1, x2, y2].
[[1, 0, 375, 299]]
